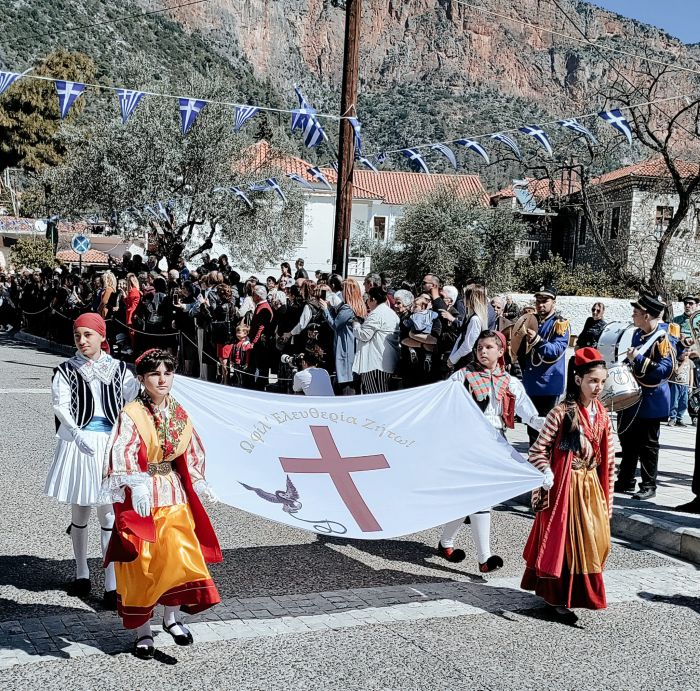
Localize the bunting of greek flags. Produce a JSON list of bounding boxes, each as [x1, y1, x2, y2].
[[291, 86, 326, 149], [234, 105, 259, 133], [598, 109, 633, 145], [401, 149, 430, 174], [518, 126, 553, 157], [558, 118, 598, 144], [231, 187, 254, 209], [357, 156, 379, 173], [430, 143, 457, 169], [55, 80, 86, 119], [117, 89, 145, 124], [287, 172, 315, 190], [490, 133, 521, 160], [179, 98, 206, 134], [250, 177, 287, 203], [0, 71, 20, 96], [456, 139, 490, 165], [307, 166, 332, 190], [348, 117, 362, 155], [374, 152, 387, 166]]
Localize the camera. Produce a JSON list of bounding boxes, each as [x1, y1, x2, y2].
[[280, 353, 304, 371]]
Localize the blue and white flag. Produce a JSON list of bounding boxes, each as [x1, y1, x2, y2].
[[0, 71, 20, 97], [179, 98, 207, 134], [287, 172, 315, 190], [231, 187, 254, 209], [329, 160, 339, 173], [357, 156, 379, 173], [430, 143, 458, 169], [519, 125, 553, 157], [234, 105, 259, 133], [157, 201, 170, 222], [117, 89, 145, 124], [55, 80, 86, 119], [456, 138, 490, 165], [250, 177, 287, 203], [291, 86, 326, 148], [598, 108, 633, 145], [348, 117, 362, 155], [402, 148, 430, 174], [374, 152, 388, 166], [307, 166, 332, 190], [557, 118, 598, 144], [490, 133, 521, 160]]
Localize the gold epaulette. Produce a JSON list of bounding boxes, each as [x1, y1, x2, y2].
[[553, 318, 569, 336], [657, 336, 671, 358]]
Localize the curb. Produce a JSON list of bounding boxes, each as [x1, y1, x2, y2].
[[612, 508, 700, 565]]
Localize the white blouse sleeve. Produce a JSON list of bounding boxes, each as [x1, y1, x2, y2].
[[291, 304, 313, 336], [122, 368, 140, 403], [52, 370, 78, 433], [509, 377, 544, 429], [449, 315, 482, 365]]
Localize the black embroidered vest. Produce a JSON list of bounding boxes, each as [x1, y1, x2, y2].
[[53, 360, 128, 429]]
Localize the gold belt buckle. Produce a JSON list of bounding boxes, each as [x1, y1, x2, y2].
[[147, 461, 172, 477]]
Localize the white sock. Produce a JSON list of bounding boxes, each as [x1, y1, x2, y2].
[[163, 605, 188, 636], [439, 517, 465, 549], [469, 511, 492, 563], [135, 621, 153, 646], [97, 505, 116, 592], [70, 504, 91, 580]]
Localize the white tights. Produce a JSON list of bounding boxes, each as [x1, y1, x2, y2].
[[439, 510, 492, 563], [70, 504, 116, 591], [135, 606, 187, 647]]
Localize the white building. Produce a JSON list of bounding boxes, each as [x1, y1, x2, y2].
[[246, 141, 489, 278]]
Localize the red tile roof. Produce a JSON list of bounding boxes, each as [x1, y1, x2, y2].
[[239, 141, 488, 205], [492, 177, 580, 201], [592, 158, 700, 186], [56, 249, 110, 264], [0, 216, 89, 235]]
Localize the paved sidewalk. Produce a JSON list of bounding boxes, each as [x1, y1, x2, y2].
[[1, 563, 697, 669]]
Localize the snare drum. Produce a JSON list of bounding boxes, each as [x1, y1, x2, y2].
[[597, 321, 636, 366], [600, 362, 641, 412]]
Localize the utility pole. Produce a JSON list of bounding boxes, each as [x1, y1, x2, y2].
[[331, 0, 361, 277]]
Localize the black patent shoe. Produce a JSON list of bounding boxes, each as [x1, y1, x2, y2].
[[547, 604, 579, 625], [66, 578, 91, 597], [133, 635, 155, 660], [103, 590, 117, 610], [162, 620, 194, 646], [437, 542, 466, 563]]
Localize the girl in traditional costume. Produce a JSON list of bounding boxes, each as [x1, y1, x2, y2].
[[45, 312, 139, 608], [102, 348, 221, 659], [438, 330, 545, 572], [521, 347, 615, 624]]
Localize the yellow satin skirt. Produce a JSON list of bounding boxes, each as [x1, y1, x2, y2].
[[566, 467, 611, 575], [115, 503, 219, 628]]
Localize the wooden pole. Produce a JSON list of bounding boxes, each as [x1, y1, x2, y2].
[[331, 0, 361, 277]]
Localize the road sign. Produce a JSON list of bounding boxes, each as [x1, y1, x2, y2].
[[71, 234, 91, 255]]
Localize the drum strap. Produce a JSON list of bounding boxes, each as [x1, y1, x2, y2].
[[627, 329, 665, 362]]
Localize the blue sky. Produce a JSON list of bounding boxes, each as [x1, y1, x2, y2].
[[590, 1, 700, 44]]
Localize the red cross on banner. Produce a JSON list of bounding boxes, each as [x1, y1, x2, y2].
[[278, 426, 390, 532]]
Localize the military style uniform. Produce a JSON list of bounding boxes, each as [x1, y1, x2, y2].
[[521, 286, 570, 444], [616, 295, 676, 498]]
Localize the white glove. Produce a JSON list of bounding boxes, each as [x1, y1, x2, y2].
[[541, 468, 555, 491], [71, 428, 95, 456], [130, 484, 152, 517], [194, 480, 219, 504]]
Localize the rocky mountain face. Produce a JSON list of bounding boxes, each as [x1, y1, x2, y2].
[[148, 0, 699, 110]]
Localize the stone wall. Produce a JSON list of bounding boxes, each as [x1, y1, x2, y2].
[[507, 293, 683, 336]]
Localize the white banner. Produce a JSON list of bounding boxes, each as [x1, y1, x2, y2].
[[172, 378, 544, 539]]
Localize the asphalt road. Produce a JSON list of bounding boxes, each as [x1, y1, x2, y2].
[[0, 335, 698, 690]]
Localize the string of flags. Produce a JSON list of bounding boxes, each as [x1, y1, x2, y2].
[[0, 67, 690, 180]]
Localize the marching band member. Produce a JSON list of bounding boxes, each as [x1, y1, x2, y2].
[[522, 348, 615, 624], [520, 286, 571, 445], [102, 348, 222, 659], [45, 312, 138, 608], [438, 330, 545, 572], [614, 294, 675, 501]]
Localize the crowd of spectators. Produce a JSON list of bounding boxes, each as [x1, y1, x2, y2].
[[0, 251, 556, 395]]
